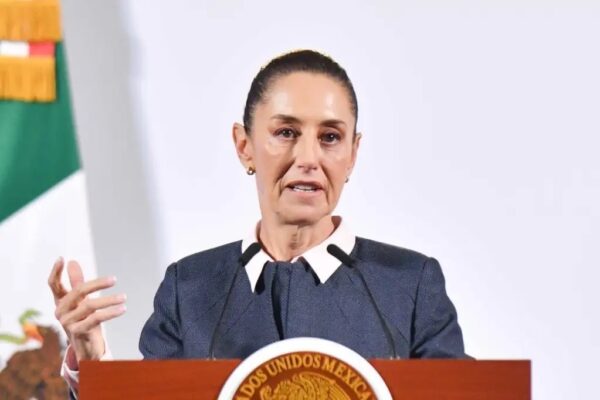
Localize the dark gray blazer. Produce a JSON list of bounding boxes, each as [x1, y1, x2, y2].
[[138, 237, 467, 360]]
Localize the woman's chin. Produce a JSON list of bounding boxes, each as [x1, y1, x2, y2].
[[277, 207, 330, 227]]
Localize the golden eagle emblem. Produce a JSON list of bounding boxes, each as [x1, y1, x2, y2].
[[260, 371, 351, 400]]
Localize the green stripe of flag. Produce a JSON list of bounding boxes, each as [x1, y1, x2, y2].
[[0, 42, 80, 223]]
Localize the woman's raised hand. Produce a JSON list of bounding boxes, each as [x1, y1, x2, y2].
[[48, 257, 126, 365]]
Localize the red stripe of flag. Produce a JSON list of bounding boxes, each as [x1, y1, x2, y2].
[[28, 42, 55, 57]]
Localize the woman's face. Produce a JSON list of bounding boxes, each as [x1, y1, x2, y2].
[[234, 72, 361, 227]]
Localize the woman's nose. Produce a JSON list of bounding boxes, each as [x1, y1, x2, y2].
[[294, 135, 320, 172]]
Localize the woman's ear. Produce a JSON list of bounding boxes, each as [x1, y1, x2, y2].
[[348, 132, 362, 177], [232, 123, 254, 170]]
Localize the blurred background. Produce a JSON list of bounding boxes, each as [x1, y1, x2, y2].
[[3, 1, 599, 399]]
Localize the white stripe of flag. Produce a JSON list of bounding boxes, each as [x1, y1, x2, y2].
[[0, 41, 30, 57]]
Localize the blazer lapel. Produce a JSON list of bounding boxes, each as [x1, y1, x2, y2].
[[328, 266, 396, 358], [351, 260, 415, 354], [215, 265, 280, 358]]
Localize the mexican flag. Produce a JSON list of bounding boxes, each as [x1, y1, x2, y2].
[[0, 0, 96, 397]]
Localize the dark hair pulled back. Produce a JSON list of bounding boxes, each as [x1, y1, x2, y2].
[[243, 50, 358, 134]]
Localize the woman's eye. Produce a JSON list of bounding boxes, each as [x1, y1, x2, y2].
[[276, 128, 297, 139], [321, 132, 341, 144]]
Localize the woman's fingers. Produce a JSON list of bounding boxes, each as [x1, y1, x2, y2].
[[59, 293, 127, 327], [69, 305, 127, 336], [49, 258, 124, 361], [55, 276, 117, 318], [48, 257, 68, 303], [67, 260, 85, 289]]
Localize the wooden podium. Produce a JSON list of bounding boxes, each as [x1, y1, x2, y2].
[[80, 359, 530, 399]]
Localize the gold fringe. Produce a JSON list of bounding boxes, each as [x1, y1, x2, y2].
[[0, 0, 61, 41], [0, 55, 55, 102]]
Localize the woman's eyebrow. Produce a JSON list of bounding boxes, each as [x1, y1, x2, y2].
[[321, 119, 347, 129], [270, 114, 347, 128], [270, 114, 301, 124]]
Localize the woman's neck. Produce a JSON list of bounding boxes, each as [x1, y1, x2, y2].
[[258, 216, 336, 261]]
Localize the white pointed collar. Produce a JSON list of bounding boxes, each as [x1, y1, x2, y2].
[[241, 217, 356, 292]]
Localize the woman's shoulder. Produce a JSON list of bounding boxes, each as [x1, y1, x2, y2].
[[353, 237, 431, 270], [174, 240, 243, 274]]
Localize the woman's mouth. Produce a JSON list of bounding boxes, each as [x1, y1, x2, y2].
[[285, 181, 324, 195], [291, 184, 319, 192]]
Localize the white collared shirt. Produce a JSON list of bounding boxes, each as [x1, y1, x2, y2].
[[242, 217, 356, 292]]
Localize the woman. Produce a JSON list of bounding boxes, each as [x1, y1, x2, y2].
[[49, 50, 467, 385]]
